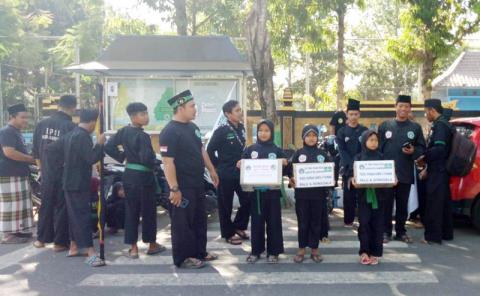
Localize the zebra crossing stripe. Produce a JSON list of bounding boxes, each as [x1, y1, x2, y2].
[[155, 229, 358, 239], [78, 271, 438, 287], [109, 253, 421, 266]]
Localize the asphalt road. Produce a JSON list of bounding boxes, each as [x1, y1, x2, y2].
[[0, 208, 479, 296]]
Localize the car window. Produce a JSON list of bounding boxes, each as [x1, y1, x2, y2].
[[454, 124, 475, 138]]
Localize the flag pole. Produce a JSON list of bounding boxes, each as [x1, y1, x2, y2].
[[96, 83, 106, 261]]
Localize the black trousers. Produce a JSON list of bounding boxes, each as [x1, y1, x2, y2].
[[217, 176, 250, 239], [65, 191, 93, 249], [106, 200, 125, 229], [250, 191, 284, 256], [37, 178, 69, 246], [383, 183, 411, 237], [124, 183, 157, 245], [358, 200, 384, 257], [295, 198, 325, 249], [424, 170, 454, 243], [320, 195, 330, 239], [171, 188, 207, 267], [342, 175, 358, 225]]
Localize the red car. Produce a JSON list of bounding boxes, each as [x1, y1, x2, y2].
[[449, 117, 480, 230]]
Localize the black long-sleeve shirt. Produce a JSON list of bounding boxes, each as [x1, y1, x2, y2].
[[105, 125, 156, 186], [207, 121, 246, 180], [32, 111, 76, 182], [336, 124, 368, 177], [47, 126, 103, 192], [378, 119, 426, 184], [426, 116, 454, 171]]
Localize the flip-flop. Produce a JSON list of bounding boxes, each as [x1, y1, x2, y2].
[[33, 240, 45, 248], [226, 236, 242, 245], [85, 255, 106, 267], [293, 254, 305, 263], [235, 230, 250, 240], [369, 256, 379, 265], [395, 234, 413, 244], [360, 253, 371, 265], [310, 254, 323, 263], [203, 252, 218, 262], [127, 249, 139, 259], [146, 244, 166, 255], [267, 255, 279, 264], [179, 258, 205, 269], [66, 252, 88, 257], [246, 254, 260, 264]]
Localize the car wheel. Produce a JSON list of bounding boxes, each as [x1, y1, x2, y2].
[[471, 197, 480, 231]]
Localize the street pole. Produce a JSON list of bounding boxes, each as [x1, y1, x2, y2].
[[74, 41, 80, 107], [0, 64, 3, 126]]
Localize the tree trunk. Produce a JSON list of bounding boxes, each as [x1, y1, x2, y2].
[[336, 7, 346, 110], [419, 52, 435, 100], [174, 0, 188, 35], [245, 0, 277, 123]]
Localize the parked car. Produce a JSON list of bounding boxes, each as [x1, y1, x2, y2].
[[449, 117, 480, 230]]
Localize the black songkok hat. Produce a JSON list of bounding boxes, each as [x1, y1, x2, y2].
[[168, 90, 194, 109]]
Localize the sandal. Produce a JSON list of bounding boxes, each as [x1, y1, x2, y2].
[[235, 230, 250, 240], [33, 240, 45, 248], [421, 239, 441, 245], [180, 257, 205, 269], [310, 254, 323, 263], [321, 237, 331, 244], [360, 253, 371, 265], [53, 245, 68, 252], [267, 255, 279, 264], [369, 256, 379, 265], [395, 234, 413, 244], [146, 243, 166, 255], [1, 235, 28, 244], [127, 249, 139, 259], [203, 252, 218, 262], [226, 236, 242, 245], [293, 253, 305, 263], [85, 255, 106, 267], [66, 251, 88, 257], [246, 254, 260, 263]]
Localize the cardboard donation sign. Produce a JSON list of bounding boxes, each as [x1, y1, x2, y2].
[[240, 159, 283, 191], [293, 163, 335, 188], [353, 160, 396, 188]]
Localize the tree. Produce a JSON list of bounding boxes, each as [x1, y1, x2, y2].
[[388, 0, 480, 99], [318, 0, 364, 109], [140, 0, 244, 36], [245, 0, 276, 123]]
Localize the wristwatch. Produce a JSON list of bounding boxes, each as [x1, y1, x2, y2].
[[170, 186, 180, 193]]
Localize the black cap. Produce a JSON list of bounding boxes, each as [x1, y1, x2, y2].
[[126, 102, 148, 116], [8, 103, 27, 115], [168, 90, 194, 109], [424, 98, 443, 113], [79, 109, 99, 123], [347, 99, 360, 111], [396, 95, 411, 104]]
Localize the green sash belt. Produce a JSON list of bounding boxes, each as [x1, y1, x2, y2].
[[125, 163, 161, 194], [366, 188, 378, 209], [254, 183, 288, 215]]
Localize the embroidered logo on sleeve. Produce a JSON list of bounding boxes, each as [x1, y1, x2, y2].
[[299, 154, 307, 162], [268, 153, 277, 159], [251, 151, 259, 159], [385, 131, 392, 139], [407, 131, 415, 139], [317, 155, 325, 163]]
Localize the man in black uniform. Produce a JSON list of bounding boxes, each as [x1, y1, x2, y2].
[[207, 100, 249, 245], [329, 108, 347, 189], [105, 102, 166, 258], [159, 90, 220, 269], [47, 109, 106, 267], [417, 99, 454, 245], [337, 99, 368, 227], [33, 95, 77, 251], [378, 95, 426, 243]]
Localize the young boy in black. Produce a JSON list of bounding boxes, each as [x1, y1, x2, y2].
[[105, 103, 165, 258], [288, 125, 332, 263], [351, 130, 389, 265], [240, 120, 287, 264]]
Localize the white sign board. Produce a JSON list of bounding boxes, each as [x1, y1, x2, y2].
[[293, 163, 335, 188], [353, 160, 396, 188], [107, 82, 118, 97], [240, 159, 283, 191]]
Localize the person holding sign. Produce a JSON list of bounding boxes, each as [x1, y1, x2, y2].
[[351, 130, 388, 265], [207, 100, 250, 246], [378, 95, 426, 244], [337, 99, 368, 227], [288, 125, 332, 263], [240, 120, 287, 264]]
